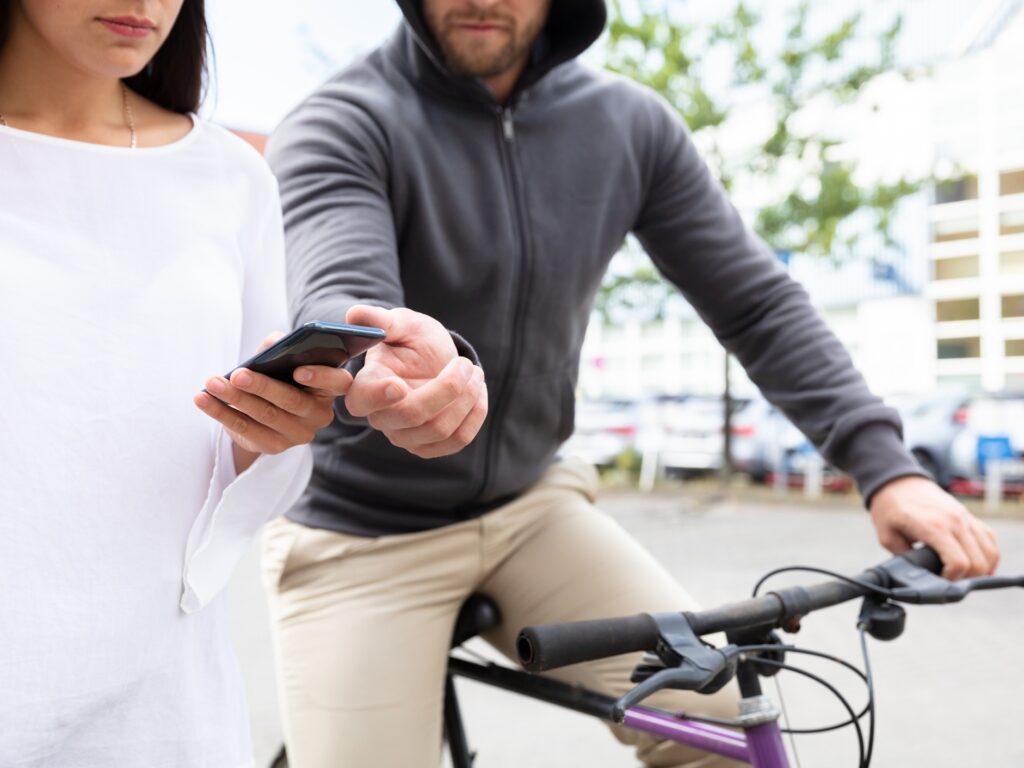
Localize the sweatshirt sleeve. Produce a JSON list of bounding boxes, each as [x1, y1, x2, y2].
[[631, 95, 925, 505], [265, 92, 479, 393], [266, 95, 405, 327], [179, 171, 312, 614]]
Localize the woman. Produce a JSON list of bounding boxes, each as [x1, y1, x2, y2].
[[0, 1, 351, 765]]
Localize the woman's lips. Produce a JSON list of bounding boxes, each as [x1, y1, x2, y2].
[[98, 17, 156, 39]]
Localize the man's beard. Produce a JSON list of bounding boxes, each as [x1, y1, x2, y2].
[[433, 8, 545, 80]]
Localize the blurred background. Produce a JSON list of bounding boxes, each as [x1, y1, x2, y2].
[[210, 1, 1024, 765], [208, 0, 1024, 504]]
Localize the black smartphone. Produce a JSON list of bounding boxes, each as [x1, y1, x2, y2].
[[226, 321, 387, 384]]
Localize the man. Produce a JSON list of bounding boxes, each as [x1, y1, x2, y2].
[[262, 1, 1000, 765]]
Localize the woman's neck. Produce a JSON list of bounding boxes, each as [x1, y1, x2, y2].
[[0, 10, 127, 140]]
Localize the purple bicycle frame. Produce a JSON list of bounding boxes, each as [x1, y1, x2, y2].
[[621, 706, 789, 767]]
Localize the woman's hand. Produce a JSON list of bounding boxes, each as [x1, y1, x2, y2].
[[194, 334, 353, 473]]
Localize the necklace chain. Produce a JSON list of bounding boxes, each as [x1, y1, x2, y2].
[[0, 82, 137, 149]]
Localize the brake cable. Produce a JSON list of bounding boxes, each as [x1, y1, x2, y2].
[[752, 566, 896, 600]]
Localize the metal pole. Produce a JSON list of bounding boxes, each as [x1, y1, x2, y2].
[[985, 459, 1003, 513], [720, 350, 734, 486], [804, 453, 823, 500], [639, 448, 659, 492], [773, 442, 788, 497]]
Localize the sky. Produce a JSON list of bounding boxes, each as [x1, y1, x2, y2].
[[204, 0, 983, 134], [204, 1, 401, 131]]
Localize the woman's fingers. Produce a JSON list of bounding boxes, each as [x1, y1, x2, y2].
[[193, 392, 291, 454], [223, 370, 314, 419], [201, 371, 335, 442], [197, 366, 348, 456]]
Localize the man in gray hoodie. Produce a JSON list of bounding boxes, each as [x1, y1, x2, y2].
[[261, 0, 1000, 765]]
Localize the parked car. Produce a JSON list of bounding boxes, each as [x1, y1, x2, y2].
[[889, 392, 968, 487], [638, 394, 750, 476], [559, 397, 639, 467], [730, 397, 804, 482], [896, 390, 1024, 495], [564, 394, 753, 476], [945, 393, 1024, 495], [730, 396, 851, 490]]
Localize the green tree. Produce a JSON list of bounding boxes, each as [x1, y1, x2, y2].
[[599, 0, 921, 479]]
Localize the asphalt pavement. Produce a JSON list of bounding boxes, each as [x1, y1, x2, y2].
[[227, 491, 1024, 768]]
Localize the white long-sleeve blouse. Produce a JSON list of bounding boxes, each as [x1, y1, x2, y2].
[[0, 119, 312, 768]]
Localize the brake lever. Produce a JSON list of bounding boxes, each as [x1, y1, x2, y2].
[[613, 653, 737, 722], [613, 613, 738, 722], [879, 555, 1024, 604]]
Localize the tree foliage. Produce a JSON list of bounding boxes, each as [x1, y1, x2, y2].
[[597, 0, 922, 321]]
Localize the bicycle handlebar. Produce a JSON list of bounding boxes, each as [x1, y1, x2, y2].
[[517, 547, 943, 673]]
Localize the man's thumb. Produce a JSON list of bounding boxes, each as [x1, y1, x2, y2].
[[346, 304, 394, 334]]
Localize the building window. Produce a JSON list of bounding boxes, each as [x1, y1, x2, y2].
[[641, 354, 661, 371], [1001, 169, 1024, 197], [1006, 340, 1024, 357], [1002, 251, 1024, 276], [933, 255, 980, 280], [936, 298, 980, 322], [935, 175, 979, 204], [937, 337, 980, 359], [931, 217, 980, 243], [1003, 294, 1024, 318], [1001, 210, 1024, 237]]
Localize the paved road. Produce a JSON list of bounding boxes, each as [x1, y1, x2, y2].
[[228, 493, 1024, 767]]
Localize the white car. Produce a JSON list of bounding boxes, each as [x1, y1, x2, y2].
[[559, 398, 639, 467]]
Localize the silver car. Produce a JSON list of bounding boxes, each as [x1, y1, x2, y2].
[[898, 391, 1024, 494], [559, 397, 639, 468]]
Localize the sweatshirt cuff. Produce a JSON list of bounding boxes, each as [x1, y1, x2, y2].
[[450, 330, 480, 366], [831, 423, 929, 508]]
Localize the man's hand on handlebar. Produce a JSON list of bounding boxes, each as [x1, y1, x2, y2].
[[869, 476, 999, 580]]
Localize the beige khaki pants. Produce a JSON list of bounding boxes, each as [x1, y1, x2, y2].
[[262, 458, 741, 768]]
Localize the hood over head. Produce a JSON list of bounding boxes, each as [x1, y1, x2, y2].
[[394, 0, 608, 93]]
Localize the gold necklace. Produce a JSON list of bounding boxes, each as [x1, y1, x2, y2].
[[0, 82, 137, 149]]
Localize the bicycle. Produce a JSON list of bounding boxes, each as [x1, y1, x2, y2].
[[269, 546, 1022, 767]]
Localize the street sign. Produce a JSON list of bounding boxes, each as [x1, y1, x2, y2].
[[977, 435, 1014, 475]]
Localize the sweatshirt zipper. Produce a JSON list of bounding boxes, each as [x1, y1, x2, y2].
[[502, 108, 515, 141], [471, 106, 531, 504]]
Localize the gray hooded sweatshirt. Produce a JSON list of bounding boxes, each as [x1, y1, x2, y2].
[[266, 0, 925, 537]]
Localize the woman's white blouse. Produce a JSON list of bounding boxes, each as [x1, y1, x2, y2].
[[0, 120, 312, 767]]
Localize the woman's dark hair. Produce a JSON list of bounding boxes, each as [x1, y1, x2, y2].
[[0, 1, 11, 54], [0, 0, 209, 115]]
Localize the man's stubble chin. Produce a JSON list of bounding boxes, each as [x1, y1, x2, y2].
[[439, 29, 521, 79]]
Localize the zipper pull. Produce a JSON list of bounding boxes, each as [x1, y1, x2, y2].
[[502, 108, 515, 142]]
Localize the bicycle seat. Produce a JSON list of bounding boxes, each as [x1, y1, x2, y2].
[[451, 594, 501, 648]]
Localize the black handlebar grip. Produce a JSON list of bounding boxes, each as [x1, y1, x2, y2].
[[517, 614, 660, 673], [899, 545, 943, 574]]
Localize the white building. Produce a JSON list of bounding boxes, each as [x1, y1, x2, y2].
[[923, 2, 1024, 391], [580, 1, 1024, 400], [578, 254, 933, 400]]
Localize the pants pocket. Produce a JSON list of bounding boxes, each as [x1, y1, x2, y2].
[[260, 516, 304, 591]]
